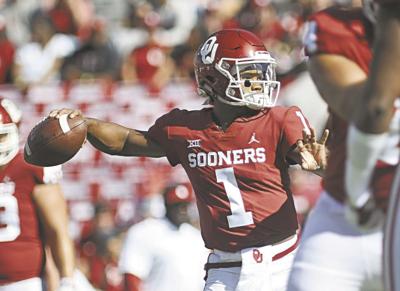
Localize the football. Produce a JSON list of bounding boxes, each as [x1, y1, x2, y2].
[[24, 115, 87, 167]]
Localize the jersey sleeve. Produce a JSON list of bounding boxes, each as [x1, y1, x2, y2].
[[146, 109, 181, 166], [281, 107, 311, 157], [303, 14, 345, 57], [303, 10, 345, 57], [33, 165, 63, 184], [303, 8, 365, 56], [118, 225, 153, 279]]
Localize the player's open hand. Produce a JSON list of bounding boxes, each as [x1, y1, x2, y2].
[[49, 108, 83, 119], [297, 128, 329, 171]]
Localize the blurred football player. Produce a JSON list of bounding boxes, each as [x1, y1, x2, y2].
[[345, 1, 400, 290], [49, 28, 329, 291], [287, 2, 399, 290], [119, 183, 207, 291], [0, 98, 76, 291]]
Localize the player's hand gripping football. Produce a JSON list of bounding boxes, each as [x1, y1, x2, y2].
[[296, 128, 329, 172], [49, 108, 83, 119], [49, 108, 87, 140]]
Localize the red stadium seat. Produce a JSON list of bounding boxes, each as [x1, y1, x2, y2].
[[27, 84, 65, 104], [68, 82, 106, 103]]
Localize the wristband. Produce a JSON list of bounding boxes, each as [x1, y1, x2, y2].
[[60, 277, 74, 287], [345, 124, 388, 206]]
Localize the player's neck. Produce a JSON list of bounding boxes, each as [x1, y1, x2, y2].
[[212, 101, 259, 131]]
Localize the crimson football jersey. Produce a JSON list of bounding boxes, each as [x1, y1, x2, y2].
[[304, 7, 398, 208], [0, 152, 62, 284], [147, 106, 311, 252]]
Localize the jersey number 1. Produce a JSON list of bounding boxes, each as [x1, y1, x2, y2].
[[216, 167, 254, 228]]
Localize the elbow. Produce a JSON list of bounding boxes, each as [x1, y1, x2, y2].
[[355, 100, 394, 133], [363, 100, 391, 121], [107, 140, 128, 155]]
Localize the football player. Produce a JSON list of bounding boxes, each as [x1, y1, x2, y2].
[[0, 98, 75, 291], [119, 183, 207, 291], [345, 1, 400, 290], [287, 2, 398, 290], [49, 28, 329, 291]]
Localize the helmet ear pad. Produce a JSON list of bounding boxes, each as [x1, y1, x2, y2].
[[198, 69, 230, 101]]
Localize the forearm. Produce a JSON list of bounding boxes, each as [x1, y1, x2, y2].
[[86, 118, 166, 157], [33, 184, 75, 281], [46, 231, 75, 278], [85, 118, 130, 154]]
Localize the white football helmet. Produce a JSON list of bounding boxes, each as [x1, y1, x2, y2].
[[0, 98, 21, 166]]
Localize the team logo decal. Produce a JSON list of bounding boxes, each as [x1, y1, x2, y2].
[[253, 249, 263, 263], [200, 36, 219, 64]]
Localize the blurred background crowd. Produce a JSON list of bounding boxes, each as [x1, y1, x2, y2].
[[0, 0, 348, 290]]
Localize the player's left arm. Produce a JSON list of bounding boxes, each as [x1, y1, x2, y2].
[[354, 3, 400, 134], [346, 4, 400, 209], [32, 183, 75, 286], [44, 247, 61, 291]]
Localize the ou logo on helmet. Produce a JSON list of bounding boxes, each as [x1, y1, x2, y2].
[[200, 36, 219, 64]]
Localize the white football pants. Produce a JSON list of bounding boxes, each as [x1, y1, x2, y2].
[[287, 191, 383, 291], [0, 277, 42, 291], [204, 235, 298, 291]]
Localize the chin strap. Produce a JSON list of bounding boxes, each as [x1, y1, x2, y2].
[[216, 95, 245, 107]]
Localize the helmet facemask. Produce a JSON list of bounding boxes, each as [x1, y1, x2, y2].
[[0, 123, 19, 166], [215, 51, 280, 110]]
